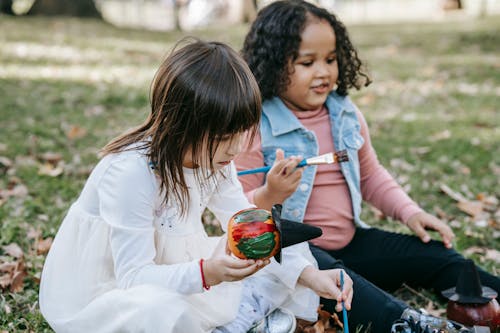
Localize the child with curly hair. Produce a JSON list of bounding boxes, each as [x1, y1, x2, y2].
[[236, 1, 500, 332]]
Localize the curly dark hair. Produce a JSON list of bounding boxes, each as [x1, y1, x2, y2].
[[242, 0, 371, 100]]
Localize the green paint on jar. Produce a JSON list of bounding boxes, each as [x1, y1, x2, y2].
[[237, 232, 276, 259]]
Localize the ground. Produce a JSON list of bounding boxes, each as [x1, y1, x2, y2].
[[0, 15, 499, 332]]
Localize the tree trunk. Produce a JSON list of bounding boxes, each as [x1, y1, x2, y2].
[[0, 0, 15, 15], [173, 0, 182, 31], [28, 0, 101, 17]]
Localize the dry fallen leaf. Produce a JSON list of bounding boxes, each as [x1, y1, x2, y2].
[[296, 305, 342, 333], [10, 269, 26, 293], [440, 184, 467, 202], [477, 194, 499, 212], [0, 273, 11, 289], [0, 184, 29, 200], [463, 247, 500, 264], [456, 201, 483, 217], [39, 152, 62, 164], [2, 243, 24, 258], [0, 262, 17, 273], [38, 162, 64, 177], [0, 156, 13, 172], [26, 227, 42, 240], [37, 237, 53, 255], [0, 258, 27, 293], [65, 125, 87, 140]]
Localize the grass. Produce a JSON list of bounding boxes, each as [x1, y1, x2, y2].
[[1, 14, 499, 332]]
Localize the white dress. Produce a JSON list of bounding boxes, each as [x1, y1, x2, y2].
[[39, 148, 319, 333]]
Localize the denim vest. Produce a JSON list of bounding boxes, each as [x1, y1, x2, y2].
[[260, 92, 369, 228]]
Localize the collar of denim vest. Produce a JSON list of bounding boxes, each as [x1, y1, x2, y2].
[[262, 92, 357, 136]]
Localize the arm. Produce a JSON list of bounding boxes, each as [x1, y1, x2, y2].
[[98, 154, 204, 293], [204, 162, 271, 284], [100, 155, 267, 292], [356, 110, 454, 247]]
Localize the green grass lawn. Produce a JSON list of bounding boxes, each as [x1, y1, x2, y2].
[[1, 15, 499, 332]]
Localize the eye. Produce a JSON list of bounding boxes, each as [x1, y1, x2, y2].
[[300, 61, 313, 67], [327, 57, 337, 64]]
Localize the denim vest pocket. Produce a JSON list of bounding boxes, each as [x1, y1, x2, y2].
[[342, 130, 364, 150]]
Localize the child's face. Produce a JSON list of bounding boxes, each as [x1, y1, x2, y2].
[[281, 19, 338, 111], [183, 132, 244, 170]]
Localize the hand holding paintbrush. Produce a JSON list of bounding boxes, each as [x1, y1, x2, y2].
[[237, 150, 349, 176]]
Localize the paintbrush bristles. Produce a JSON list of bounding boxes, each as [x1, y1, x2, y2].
[[305, 150, 349, 165], [305, 153, 334, 165], [334, 150, 349, 163]]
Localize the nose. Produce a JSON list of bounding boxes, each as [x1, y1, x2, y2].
[[315, 61, 330, 77]]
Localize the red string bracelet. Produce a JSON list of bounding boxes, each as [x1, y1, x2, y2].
[[199, 259, 210, 291]]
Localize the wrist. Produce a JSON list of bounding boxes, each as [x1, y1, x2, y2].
[[201, 258, 220, 288], [199, 259, 211, 290], [255, 186, 285, 210], [298, 265, 316, 289]]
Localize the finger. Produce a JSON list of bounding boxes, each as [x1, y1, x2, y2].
[[345, 288, 353, 310], [412, 223, 431, 243], [342, 274, 353, 310], [288, 167, 304, 181], [255, 259, 270, 268], [280, 157, 301, 176], [222, 256, 256, 269], [275, 148, 284, 161], [227, 263, 262, 279], [269, 159, 291, 176], [433, 220, 455, 248], [282, 170, 303, 191]]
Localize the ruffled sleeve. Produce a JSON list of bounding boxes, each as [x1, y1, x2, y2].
[[97, 152, 203, 294]]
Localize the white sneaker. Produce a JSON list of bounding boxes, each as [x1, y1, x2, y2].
[[248, 308, 297, 333]]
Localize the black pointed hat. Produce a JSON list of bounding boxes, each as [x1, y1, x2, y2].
[[272, 204, 322, 263], [441, 259, 497, 304]]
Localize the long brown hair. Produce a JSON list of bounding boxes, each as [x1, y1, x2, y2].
[[102, 38, 261, 214]]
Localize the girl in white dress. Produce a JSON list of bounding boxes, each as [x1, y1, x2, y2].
[[39, 39, 353, 333]]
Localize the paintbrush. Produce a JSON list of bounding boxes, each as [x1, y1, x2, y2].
[[237, 150, 349, 176]]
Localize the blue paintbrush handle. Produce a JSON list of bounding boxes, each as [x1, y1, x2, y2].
[[340, 270, 349, 333], [237, 165, 272, 175], [237, 159, 307, 176]]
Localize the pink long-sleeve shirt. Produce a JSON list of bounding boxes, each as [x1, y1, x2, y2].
[[235, 106, 423, 250]]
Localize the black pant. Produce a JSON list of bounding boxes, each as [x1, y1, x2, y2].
[[310, 227, 500, 333]]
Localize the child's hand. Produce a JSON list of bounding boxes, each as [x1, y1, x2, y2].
[[259, 148, 304, 205], [406, 212, 455, 249], [298, 266, 353, 312], [203, 235, 270, 287]]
